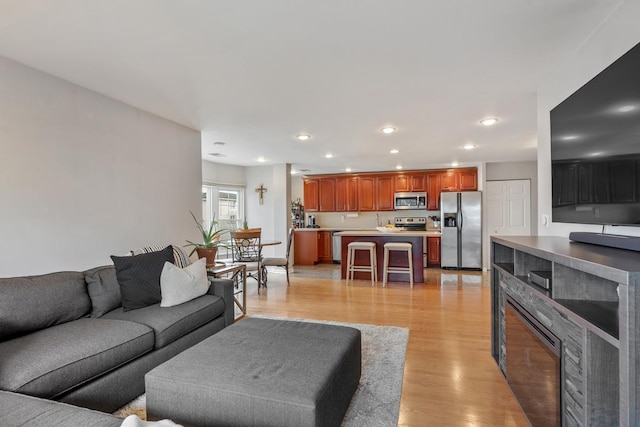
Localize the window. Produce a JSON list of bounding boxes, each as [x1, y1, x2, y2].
[[202, 184, 245, 258]]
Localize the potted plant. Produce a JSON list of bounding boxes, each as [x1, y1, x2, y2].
[[184, 211, 229, 266]]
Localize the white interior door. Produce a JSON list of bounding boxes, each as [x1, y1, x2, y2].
[[487, 180, 531, 237]]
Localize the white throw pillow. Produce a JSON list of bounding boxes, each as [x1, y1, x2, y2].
[[160, 257, 209, 307]]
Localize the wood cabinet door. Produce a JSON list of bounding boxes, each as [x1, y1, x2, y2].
[[317, 231, 332, 262], [394, 175, 410, 192], [335, 177, 359, 212], [358, 176, 376, 211], [410, 173, 427, 191], [427, 237, 441, 266], [346, 176, 359, 211], [440, 170, 460, 192], [303, 179, 319, 212], [293, 231, 318, 265], [319, 178, 336, 211], [427, 172, 442, 210], [376, 175, 395, 210], [458, 168, 478, 191]]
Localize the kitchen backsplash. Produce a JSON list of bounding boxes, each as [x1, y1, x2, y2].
[[305, 210, 442, 229]]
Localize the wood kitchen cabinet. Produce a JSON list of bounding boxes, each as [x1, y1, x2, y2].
[[317, 231, 332, 262], [319, 178, 336, 211], [303, 179, 319, 212], [440, 170, 460, 191], [395, 173, 427, 192], [293, 230, 332, 265], [427, 172, 442, 210], [458, 168, 478, 191], [304, 167, 476, 213], [427, 237, 441, 266], [376, 175, 395, 210], [335, 176, 359, 211], [358, 175, 393, 211]]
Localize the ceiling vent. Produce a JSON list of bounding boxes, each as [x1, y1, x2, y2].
[[208, 152, 226, 157]]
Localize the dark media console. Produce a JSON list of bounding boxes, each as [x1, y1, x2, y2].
[[569, 231, 640, 252]]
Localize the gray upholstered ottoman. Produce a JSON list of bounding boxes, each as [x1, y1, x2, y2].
[[145, 317, 361, 427]]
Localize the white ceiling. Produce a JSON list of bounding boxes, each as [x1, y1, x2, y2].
[[0, 0, 623, 175]]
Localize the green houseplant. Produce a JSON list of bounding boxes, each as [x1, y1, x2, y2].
[[184, 211, 229, 266]]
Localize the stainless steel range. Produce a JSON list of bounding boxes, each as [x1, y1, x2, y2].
[[394, 217, 427, 265], [394, 217, 427, 231]]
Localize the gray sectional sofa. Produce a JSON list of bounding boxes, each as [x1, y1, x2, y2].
[[0, 263, 235, 424]]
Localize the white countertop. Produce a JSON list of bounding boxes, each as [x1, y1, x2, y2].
[[334, 230, 441, 237]]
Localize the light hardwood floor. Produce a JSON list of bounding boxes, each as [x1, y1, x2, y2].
[[241, 266, 529, 427]]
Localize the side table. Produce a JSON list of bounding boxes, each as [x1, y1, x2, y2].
[[207, 264, 247, 319]]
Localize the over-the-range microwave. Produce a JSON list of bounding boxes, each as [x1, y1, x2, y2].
[[394, 192, 427, 210]]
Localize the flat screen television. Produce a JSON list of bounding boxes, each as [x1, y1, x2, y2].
[[550, 41, 640, 226]]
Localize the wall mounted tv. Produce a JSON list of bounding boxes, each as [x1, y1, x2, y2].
[[550, 41, 640, 227]]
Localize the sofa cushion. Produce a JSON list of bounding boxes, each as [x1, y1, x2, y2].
[[102, 294, 225, 348], [0, 271, 91, 341], [85, 265, 122, 317], [0, 390, 123, 427], [0, 318, 154, 398], [160, 258, 209, 307], [111, 245, 174, 312]]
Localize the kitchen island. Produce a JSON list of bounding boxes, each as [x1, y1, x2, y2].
[[335, 230, 441, 283]]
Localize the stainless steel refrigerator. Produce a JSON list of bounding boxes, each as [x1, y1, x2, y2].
[[440, 191, 482, 269]]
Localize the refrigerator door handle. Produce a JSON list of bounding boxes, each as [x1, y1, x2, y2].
[[457, 210, 463, 229]]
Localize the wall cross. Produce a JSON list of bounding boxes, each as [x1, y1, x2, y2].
[[255, 184, 267, 205]]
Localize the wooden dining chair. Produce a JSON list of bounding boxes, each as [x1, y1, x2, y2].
[[230, 229, 262, 288], [262, 228, 294, 286]]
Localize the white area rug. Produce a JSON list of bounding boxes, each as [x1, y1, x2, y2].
[[115, 316, 409, 427]]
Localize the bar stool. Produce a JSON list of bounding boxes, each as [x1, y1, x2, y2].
[[383, 242, 413, 288], [346, 241, 377, 286]]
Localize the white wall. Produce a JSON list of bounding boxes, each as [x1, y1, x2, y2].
[[202, 160, 246, 185], [244, 164, 291, 257], [537, 0, 640, 238], [0, 56, 202, 276]]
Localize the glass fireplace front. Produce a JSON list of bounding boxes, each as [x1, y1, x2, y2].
[[505, 296, 561, 427]]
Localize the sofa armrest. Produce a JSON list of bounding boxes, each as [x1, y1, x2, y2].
[[208, 278, 235, 326]]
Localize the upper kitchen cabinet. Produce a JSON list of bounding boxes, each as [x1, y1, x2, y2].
[[303, 178, 319, 212], [394, 173, 427, 192], [319, 178, 336, 211], [377, 175, 395, 210], [427, 172, 442, 210], [359, 175, 394, 211], [440, 170, 460, 191], [458, 168, 478, 191], [335, 176, 359, 212]]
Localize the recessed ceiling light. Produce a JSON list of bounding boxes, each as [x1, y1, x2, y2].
[[381, 127, 396, 134], [479, 117, 499, 126], [396, 165, 403, 170], [325, 153, 334, 159], [463, 144, 477, 150], [256, 157, 267, 162], [296, 134, 311, 141], [290, 170, 297, 175], [390, 149, 400, 154], [345, 167, 352, 172], [451, 161, 459, 167]]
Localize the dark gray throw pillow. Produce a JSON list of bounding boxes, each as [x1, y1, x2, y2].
[[111, 245, 174, 312], [85, 265, 122, 317]]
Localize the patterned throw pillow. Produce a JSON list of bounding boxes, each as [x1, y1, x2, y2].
[[129, 245, 191, 268]]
